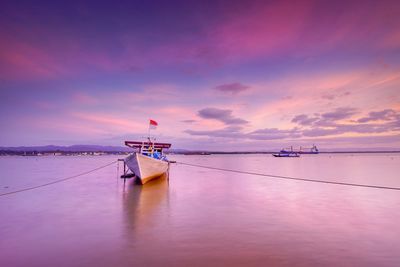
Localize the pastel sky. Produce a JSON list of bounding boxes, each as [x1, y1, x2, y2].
[[1, 0, 399, 151]]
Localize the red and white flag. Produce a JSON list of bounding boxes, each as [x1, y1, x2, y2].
[[149, 119, 158, 129]]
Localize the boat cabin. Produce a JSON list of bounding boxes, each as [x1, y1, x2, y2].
[[125, 141, 171, 159]]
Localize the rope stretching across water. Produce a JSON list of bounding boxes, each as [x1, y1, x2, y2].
[[2, 159, 399, 196], [0, 160, 117, 197], [177, 161, 400, 191]]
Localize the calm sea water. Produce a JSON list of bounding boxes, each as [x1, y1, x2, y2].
[[0, 154, 400, 266]]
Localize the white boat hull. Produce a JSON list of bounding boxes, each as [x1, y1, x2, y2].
[[125, 153, 169, 184]]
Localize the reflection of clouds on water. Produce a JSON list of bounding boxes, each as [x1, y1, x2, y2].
[[122, 174, 169, 239]]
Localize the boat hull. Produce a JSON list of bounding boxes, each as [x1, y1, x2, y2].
[[273, 153, 300, 157], [125, 153, 169, 184]]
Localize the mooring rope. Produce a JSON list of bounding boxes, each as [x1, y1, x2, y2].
[[177, 161, 400, 191], [2, 159, 399, 197], [0, 160, 118, 197]]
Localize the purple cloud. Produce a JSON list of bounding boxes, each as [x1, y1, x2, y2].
[[291, 114, 319, 126], [185, 111, 400, 141], [390, 116, 400, 130], [214, 82, 250, 95], [357, 109, 397, 123], [198, 107, 248, 125], [188, 107, 399, 141], [288, 107, 400, 138], [303, 123, 392, 137], [321, 91, 351, 101], [321, 93, 335, 100], [292, 107, 358, 128], [295, 108, 400, 137], [321, 107, 358, 121]]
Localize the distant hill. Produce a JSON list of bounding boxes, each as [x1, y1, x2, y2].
[[0, 145, 131, 152], [0, 145, 191, 154], [0, 145, 399, 155]]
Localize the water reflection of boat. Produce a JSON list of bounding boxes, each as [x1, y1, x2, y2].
[[123, 175, 169, 234], [124, 140, 171, 184]]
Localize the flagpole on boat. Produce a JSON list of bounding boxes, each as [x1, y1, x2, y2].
[[148, 119, 151, 141], [148, 119, 158, 143]]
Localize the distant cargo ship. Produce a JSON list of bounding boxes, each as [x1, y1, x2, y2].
[[299, 144, 319, 154], [280, 144, 319, 154]]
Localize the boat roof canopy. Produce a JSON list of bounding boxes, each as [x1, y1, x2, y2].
[[125, 141, 172, 149]]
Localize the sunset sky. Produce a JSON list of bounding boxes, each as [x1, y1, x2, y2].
[[1, 0, 399, 150]]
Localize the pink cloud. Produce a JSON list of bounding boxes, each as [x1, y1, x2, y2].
[[130, 1, 400, 67], [2, 1, 399, 82], [207, 1, 311, 60], [246, 67, 399, 131], [122, 1, 311, 66], [0, 31, 126, 81], [214, 82, 250, 95], [0, 37, 66, 80]]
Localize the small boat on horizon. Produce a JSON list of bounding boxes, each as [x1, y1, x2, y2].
[[273, 152, 300, 157]]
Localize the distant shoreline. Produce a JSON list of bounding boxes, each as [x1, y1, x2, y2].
[[179, 151, 400, 155], [2, 144, 400, 156], [1, 150, 399, 156]]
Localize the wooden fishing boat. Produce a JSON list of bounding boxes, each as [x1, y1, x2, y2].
[[124, 141, 171, 184]]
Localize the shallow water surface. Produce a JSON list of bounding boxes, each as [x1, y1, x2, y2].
[[0, 154, 400, 266]]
